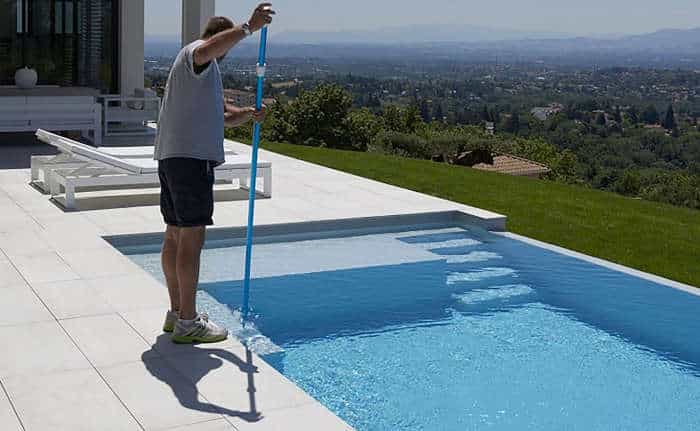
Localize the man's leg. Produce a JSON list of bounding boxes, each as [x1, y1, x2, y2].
[[176, 226, 206, 321], [162, 225, 181, 312]]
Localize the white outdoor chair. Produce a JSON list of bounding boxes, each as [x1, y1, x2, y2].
[[35, 129, 272, 210]]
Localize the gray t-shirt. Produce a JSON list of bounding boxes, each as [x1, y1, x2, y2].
[[154, 40, 225, 163]]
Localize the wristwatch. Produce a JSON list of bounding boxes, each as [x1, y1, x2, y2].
[[242, 22, 253, 37]]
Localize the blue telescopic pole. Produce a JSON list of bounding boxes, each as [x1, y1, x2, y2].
[[242, 27, 269, 322]]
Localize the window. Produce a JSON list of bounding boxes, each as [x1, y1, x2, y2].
[[0, 0, 119, 92]]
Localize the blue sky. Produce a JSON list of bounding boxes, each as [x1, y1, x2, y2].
[[145, 0, 700, 36]]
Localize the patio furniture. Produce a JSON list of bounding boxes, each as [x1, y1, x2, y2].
[[98, 89, 161, 138], [31, 141, 240, 191], [35, 130, 272, 210], [0, 87, 102, 146]]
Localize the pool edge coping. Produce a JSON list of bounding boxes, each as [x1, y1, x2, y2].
[[105, 210, 507, 249], [497, 231, 699, 297]]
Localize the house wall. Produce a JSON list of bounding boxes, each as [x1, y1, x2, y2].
[[182, 0, 216, 47], [118, 0, 216, 95], [119, 0, 145, 96]]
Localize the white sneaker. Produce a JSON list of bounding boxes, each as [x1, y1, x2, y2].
[[172, 313, 229, 344], [163, 310, 178, 333]]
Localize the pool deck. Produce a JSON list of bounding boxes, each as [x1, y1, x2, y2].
[[0, 138, 505, 431]]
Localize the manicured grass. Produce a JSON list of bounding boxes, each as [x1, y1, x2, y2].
[[263, 142, 700, 288]]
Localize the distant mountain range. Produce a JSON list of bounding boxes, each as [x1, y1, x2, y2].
[[272, 24, 574, 44], [145, 27, 700, 65]]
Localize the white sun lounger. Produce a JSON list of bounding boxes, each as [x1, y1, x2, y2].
[[99, 141, 239, 159], [35, 129, 272, 210], [31, 139, 239, 190]]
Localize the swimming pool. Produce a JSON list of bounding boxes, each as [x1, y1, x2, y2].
[[120, 223, 700, 430]]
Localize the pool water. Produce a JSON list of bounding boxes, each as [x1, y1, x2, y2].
[[123, 225, 700, 430]]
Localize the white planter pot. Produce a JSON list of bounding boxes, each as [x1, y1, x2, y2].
[[15, 67, 38, 89]]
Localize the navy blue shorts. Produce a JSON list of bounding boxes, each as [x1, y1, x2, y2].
[[158, 158, 215, 227]]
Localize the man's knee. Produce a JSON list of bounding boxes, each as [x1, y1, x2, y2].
[[164, 226, 180, 247], [179, 226, 206, 250]]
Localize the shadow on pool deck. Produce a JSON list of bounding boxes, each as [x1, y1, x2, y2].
[[0, 132, 58, 169], [142, 335, 263, 422]]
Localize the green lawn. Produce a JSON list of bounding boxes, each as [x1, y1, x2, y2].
[[263, 142, 700, 288]]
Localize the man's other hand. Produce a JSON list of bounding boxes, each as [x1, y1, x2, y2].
[[248, 3, 275, 33], [251, 104, 268, 123]]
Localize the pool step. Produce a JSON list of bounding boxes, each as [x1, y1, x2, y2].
[[454, 284, 534, 305], [445, 251, 502, 264], [414, 238, 483, 250], [397, 229, 475, 244], [447, 267, 517, 285]]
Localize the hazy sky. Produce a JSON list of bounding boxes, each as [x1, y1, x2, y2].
[[145, 0, 700, 36]]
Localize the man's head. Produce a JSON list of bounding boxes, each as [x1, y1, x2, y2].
[[201, 16, 235, 61]]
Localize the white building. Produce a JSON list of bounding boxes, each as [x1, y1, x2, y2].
[[1, 0, 218, 95], [0, 1, 218, 142]]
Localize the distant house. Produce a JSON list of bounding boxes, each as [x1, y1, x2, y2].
[[485, 122, 495, 135], [472, 154, 551, 179], [530, 103, 564, 121], [224, 89, 256, 107]]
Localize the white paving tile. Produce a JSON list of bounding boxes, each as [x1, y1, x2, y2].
[[166, 418, 236, 430], [0, 203, 32, 234], [59, 248, 141, 279], [166, 347, 316, 417], [230, 402, 353, 431], [0, 384, 22, 431], [4, 368, 141, 431], [61, 313, 157, 368], [99, 358, 224, 430], [39, 221, 110, 253], [0, 285, 54, 326], [0, 228, 53, 258], [10, 251, 80, 284], [0, 320, 90, 378], [0, 260, 25, 289], [89, 274, 170, 312], [33, 278, 115, 319]]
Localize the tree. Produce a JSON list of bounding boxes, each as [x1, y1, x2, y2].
[[662, 104, 677, 131], [269, 84, 353, 149], [627, 106, 639, 124], [419, 100, 431, 123], [502, 113, 520, 134], [434, 103, 445, 123], [480, 105, 491, 122], [613, 107, 622, 124], [642, 104, 660, 125], [595, 112, 607, 126], [345, 108, 383, 151], [382, 104, 422, 134]]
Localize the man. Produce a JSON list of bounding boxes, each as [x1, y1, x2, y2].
[[154, 3, 275, 344]]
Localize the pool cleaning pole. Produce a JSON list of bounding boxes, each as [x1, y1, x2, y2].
[[242, 26, 269, 322]]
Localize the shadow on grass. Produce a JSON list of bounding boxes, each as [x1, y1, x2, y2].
[[142, 334, 263, 423]]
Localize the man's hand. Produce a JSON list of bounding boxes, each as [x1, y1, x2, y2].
[[224, 104, 268, 127], [193, 3, 275, 67], [248, 3, 275, 33], [252, 104, 268, 123]]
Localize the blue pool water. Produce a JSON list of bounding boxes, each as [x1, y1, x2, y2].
[[123, 225, 700, 430]]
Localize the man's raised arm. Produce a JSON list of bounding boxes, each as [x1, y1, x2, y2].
[[193, 3, 275, 67]]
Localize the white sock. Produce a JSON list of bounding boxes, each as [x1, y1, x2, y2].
[[179, 318, 196, 327]]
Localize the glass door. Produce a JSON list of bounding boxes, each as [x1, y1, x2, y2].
[[0, 0, 119, 93]]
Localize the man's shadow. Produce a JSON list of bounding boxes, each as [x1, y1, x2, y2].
[[142, 334, 263, 422]]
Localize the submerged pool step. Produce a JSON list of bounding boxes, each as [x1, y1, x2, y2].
[[413, 238, 483, 251], [445, 251, 502, 264], [447, 267, 518, 284], [454, 284, 534, 305], [396, 229, 475, 244]]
